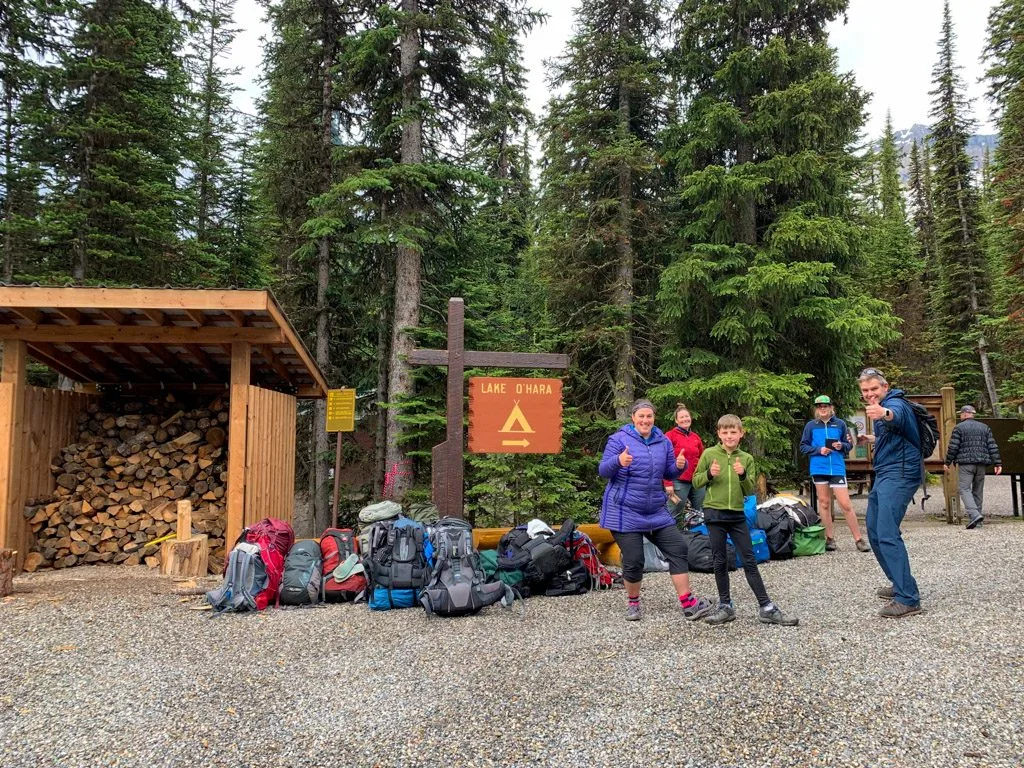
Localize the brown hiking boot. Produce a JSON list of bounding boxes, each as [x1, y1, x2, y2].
[[879, 600, 922, 619], [876, 585, 894, 600]]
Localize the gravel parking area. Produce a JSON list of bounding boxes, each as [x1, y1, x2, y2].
[[2, 516, 1023, 768]]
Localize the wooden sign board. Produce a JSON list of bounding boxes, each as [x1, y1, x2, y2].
[[468, 377, 562, 454], [326, 388, 356, 433]]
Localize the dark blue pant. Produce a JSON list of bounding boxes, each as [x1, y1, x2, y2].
[[866, 468, 921, 606]]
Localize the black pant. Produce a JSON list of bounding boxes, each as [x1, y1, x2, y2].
[[707, 515, 771, 607], [612, 525, 689, 583]]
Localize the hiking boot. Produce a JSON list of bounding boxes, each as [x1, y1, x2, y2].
[[878, 600, 922, 619], [625, 602, 642, 621], [966, 516, 984, 530], [825, 538, 837, 552], [681, 595, 715, 621], [703, 604, 736, 626], [758, 605, 800, 626], [876, 585, 894, 600], [855, 538, 871, 553]]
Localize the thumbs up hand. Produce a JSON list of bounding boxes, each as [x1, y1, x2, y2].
[[675, 452, 687, 470], [619, 446, 633, 467], [733, 459, 744, 476], [710, 459, 721, 477]]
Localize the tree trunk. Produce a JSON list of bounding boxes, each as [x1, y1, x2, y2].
[[384, 0, 423, 500], [312, 2, 336, 531], [612, 50, 634, 423], [374, 303, 390, 498], [2, 73, 14, 283]]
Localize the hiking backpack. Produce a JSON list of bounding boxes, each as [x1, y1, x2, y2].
[[567, 530, 617, 590], [756, 503, 796, 560], [366, 516, 430, 610], [206, 518, 295, 612], [278, 540, 324, 606], [496, 519, 576, 594], [320, 528, 366, 603], [891, 394, 939, 459], [420, 517, 512, 617], [205, 542, 268, 613]]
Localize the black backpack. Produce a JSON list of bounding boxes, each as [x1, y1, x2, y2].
[[682, 531, 737, 573], [278, 540, 324, 606], [420, 518, 512, 617], [496, 520, 576, 593], [756, 504, 796, 560], [890, 393, 939, 458]]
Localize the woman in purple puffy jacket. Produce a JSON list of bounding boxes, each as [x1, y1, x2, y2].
[[599, 399, 713, 622]]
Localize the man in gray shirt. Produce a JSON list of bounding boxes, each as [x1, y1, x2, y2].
[[943, 405, 1002, 529]]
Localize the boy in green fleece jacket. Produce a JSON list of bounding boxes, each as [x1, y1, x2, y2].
[[693, 414, 799, 626]]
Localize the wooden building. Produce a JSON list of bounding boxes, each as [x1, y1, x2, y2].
[[0, 286, 327, 573]]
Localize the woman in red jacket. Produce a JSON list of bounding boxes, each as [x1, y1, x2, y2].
[[666, 404, 706, 522]]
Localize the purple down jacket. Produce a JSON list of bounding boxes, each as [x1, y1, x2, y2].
[[598, 425, 679, 533]]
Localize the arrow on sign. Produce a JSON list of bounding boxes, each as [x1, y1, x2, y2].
[[501, 439, 531, 447]]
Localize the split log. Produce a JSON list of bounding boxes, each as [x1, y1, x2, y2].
[[0, 549, 16, 597]]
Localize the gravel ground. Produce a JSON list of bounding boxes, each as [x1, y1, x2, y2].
[[3, 516, 1023, 768]]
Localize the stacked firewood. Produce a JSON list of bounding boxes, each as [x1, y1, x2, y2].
[[23, 397, 229, 574]]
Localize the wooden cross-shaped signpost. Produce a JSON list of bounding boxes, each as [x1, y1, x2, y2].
[[408, 298, 569, 519]]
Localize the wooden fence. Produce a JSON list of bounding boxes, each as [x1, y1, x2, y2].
[[243, 385, 296, 527]]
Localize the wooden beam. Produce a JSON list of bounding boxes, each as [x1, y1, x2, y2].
[[26, 343, 95, 382], [226, 342, 251, 547], [264, 295, 328, 397], [106, 344, 159, 376], [225, 310, 247, 327], [147, 344, 201, 382], [52, 307, 82, 324], [0, 325, 282, 345], [140, 309, 165, 325], [180, 344, 224, 378], [96, 307, 126, 325], [10, 307, 43, 324], [256, 345, 292, 385], [0, 340, 28, 571], [408, 349, 570, 369], [182, 308, 206, 326], [0, 286, 269, 312], [63, 344, 116, 378]]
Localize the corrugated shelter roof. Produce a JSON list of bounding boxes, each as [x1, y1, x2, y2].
[[0, 286, 327, 397]]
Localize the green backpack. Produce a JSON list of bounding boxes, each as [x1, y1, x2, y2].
[[793, 524, 826, 557], [478, 549, 526, 591]]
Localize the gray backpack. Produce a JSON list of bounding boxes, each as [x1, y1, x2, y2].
[[278, 540, 324, 606], [420, 517, 513, 617], [205, 543, 267, 612]]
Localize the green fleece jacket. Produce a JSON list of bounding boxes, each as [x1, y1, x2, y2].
[[692, 443, 756, 512]]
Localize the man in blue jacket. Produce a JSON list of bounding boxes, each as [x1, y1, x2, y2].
[[856, 368, 922, 619]]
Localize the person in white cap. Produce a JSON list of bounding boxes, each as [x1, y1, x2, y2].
[[943, 405, 1002, 529], [799, 394, 870, 552]]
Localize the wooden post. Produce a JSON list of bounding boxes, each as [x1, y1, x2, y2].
[[940, 385, 959, 524], [0, 340, 28, 572], [0, 548, 15, 597], [226, 342, 251, 547], [332, 431, 342, 529], [160, 500, 209, 577]]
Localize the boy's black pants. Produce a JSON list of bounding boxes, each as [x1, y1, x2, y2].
[[706, 512, 771, 607]]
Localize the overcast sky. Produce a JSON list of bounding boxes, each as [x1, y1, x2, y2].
[[230, 0, 997, 139]]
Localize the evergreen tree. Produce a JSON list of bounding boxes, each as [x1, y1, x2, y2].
[[907, 139, 937, 269], [983, 0, 1024, 412], [535, 0, 667, 422], [41, 0, 188, 284], [928, 0, 999, 412], [863, 114, 930, 386], [657, 0, 895, 474]]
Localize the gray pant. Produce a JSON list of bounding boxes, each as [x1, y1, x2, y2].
[[957, 464, 987, 521]]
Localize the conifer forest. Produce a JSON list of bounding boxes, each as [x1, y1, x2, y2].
[[2, 0, 1023, 532]]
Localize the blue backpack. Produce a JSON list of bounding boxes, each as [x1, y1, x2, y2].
[[366, 516, 430, 610]]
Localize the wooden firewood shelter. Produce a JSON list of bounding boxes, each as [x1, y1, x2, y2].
[[0, 286, 327, 573]]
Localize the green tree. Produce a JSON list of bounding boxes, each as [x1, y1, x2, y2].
[[657, 0, 895, 475], [863, 114, 930, 387], [983, 0, 1024, 412], [535, 0, 668, 422], [42, 0, 188, 284], [928, 0, 999, 412]]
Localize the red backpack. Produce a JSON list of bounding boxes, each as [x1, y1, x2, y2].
[[227, 518, 295, 610], [567, 530, 616, 590], [320, 528, 367, 603]]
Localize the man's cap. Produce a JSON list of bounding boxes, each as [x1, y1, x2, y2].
[[814, 395, 831, 405], [959, 405, 977, 414]]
